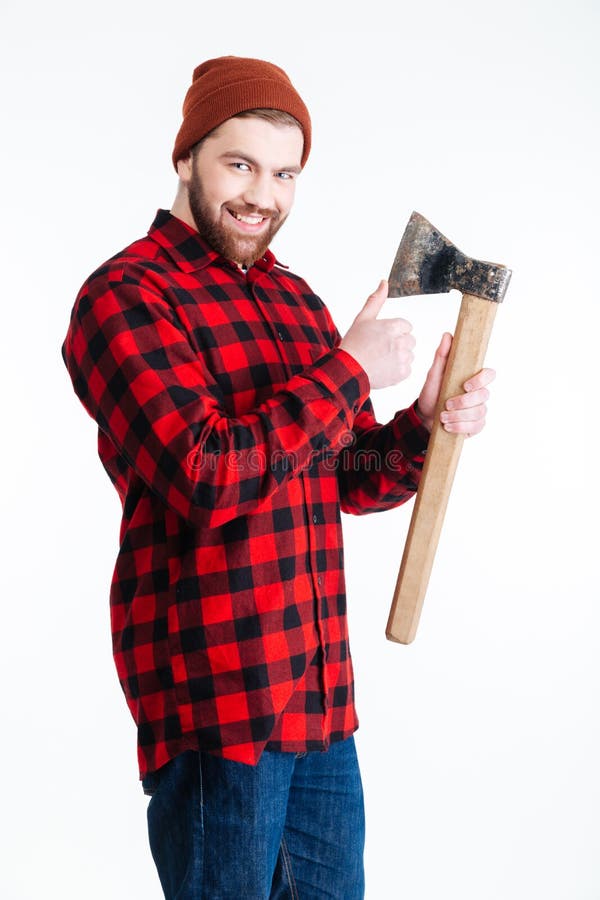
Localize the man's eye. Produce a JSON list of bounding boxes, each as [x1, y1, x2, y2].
[[277, 172, 294, 180], [232, 162, 250, 171]]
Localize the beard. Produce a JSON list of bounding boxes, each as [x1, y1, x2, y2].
[[187, 165, 288, 268]]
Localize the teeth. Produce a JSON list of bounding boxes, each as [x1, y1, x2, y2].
[[233, 211, 264, 224]]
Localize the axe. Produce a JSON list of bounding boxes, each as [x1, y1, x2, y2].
[[386, 212, 511, 644]]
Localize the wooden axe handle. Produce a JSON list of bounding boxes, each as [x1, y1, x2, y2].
[[386, 292, 498, 644]]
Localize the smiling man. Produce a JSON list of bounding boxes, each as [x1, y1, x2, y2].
[[61, 56, 493, 899], [176, 113, 302, 268]]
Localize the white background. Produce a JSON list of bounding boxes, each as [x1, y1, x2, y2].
[[2, 0, 599, 897]]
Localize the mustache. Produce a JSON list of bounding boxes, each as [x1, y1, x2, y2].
[[228, 205, 280, 220]]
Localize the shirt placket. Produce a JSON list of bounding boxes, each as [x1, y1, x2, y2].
[[246, 267, 330, 728], [310, 512, 330, 733]]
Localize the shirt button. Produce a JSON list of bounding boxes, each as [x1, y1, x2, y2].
[[353, 403, 360, 413], [277, 330, 284, 340], [312, 514, 318, 524], [317, 575, 323, 586]]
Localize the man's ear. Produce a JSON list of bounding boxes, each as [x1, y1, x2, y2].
[[176, 152, 194, 183]]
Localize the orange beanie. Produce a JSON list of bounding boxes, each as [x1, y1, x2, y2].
[[172, 56, 312, 171]]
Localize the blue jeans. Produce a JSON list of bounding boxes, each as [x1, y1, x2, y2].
[[141, 735, 365, 899]]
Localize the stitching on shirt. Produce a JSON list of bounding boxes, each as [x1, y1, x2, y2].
[[279, 835, 299, 900]]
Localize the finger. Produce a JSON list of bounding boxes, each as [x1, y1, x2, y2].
[[423, 331, 452, 382], [381, 317, 413, 335], [437, 332, 453, 360], [463, 367, 496, 392], [440, 404, 487, 424], [355, 279, 389, 321], [445, 386, 489, 410], [417, 332, 453, 421], [428, 332, 452, 371], [442, 415, 486, 435]]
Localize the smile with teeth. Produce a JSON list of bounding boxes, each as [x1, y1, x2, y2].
[[228, 209, 267, 226]]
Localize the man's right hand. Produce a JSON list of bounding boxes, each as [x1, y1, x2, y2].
[[339, 279, 415, 389]]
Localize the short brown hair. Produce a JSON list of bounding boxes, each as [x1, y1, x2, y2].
[[233, 108, 302, 129], [190, 108, 303, 159]]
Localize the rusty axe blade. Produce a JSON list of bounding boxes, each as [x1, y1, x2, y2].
[[386, 212, 511, 644], [388, 211, 511, 302]]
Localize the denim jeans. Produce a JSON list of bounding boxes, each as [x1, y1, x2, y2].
[[141, 735, 365, 899]]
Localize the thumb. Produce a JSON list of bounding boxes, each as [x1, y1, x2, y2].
[[355, 279, 388, 321], [418, 332, 453, 422], [426, 331, 453, 390], [431, 331, 452, 372]]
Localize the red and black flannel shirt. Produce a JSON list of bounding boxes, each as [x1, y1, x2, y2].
[[61, 209, 430, 779]]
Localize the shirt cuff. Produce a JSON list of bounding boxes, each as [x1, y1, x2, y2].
[[392, 400, 431, 457], [307, 347, 371, 422]]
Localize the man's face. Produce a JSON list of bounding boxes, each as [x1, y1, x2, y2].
[[184, 116, 304, 268]]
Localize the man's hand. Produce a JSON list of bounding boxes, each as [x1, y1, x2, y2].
[[340, 280, 416, 389], [416, 333, 495, 435]]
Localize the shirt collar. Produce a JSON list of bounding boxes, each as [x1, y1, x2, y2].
[[147, 208, 287, 275]]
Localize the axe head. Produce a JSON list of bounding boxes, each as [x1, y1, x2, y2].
[[388, 212, 511, 303]]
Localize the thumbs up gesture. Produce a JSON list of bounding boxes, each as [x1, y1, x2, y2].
[[339, 279, 416, 390]]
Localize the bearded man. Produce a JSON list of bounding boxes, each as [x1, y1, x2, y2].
[[62, 56, 493, 899]]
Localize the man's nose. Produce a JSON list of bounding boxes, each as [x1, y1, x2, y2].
[[241, 174, 275, 211]]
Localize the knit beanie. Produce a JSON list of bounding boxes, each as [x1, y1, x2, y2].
[[172, 56, 312, 171]]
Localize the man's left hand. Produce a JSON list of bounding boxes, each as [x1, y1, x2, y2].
[[416, 332, 496, 436]]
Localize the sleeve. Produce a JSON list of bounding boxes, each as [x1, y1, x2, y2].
[[61, 264, 371, 529], [317, 302, 431, 515], [337, 398, 430, 514]]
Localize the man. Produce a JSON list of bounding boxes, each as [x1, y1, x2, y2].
[[62, 56, 493, 899]]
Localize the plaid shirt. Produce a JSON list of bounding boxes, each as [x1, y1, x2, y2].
[[62, 209, 429, 779]]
